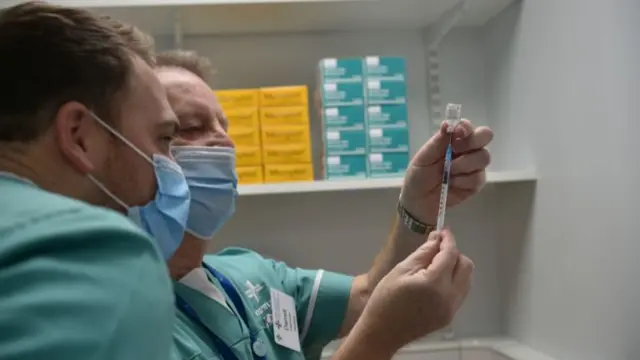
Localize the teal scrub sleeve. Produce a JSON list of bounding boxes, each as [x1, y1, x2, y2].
[[268, 259, 354, 360], [0, 208, 174, 360]]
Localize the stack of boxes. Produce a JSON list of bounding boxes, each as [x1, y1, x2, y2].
[[317, 56, 409, 180], [259, 86, 314, 183], [215, 86, 314, 185], [216, 88, 264, 184]]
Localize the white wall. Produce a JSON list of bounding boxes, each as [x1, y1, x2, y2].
[[486, 1, 640, 359]]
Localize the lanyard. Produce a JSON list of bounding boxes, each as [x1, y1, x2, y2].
[[175, 263, 267, 360]]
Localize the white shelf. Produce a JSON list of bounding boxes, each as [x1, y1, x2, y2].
[[238, 168, 537, 196], [17, 0, 515, 36]]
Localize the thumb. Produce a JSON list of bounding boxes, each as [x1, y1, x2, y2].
[[411, 122, 449, 167], [401, 231, 442, 271]]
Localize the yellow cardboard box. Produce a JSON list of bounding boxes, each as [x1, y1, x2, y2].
[[262, 144, 311, 164], [225, 107, 259, 130], [228, 127, 261, 148], [260, 105, 309, 127], [235, 147, 262, 166], [260, 125, 310, 147], [264, 163, 314, 183], [236, 166, 264, 185], [215, 89, 259, 110], [259, 85, 308, 107]]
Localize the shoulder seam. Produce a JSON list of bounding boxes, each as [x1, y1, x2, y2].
[[0, 207, 84, 238]]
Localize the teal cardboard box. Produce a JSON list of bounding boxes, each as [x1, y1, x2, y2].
[[365, 79, 407, 105], [364, 56, 406, 81], [367, 127, 410, 153], [324, 154, 367, 180], [324, 129, 367, 155], [366, 104, 408, 128], [367, 152, 410, 178], [322, 105, 365, 130], [319, 57, 363, 82], [321, 81, 365, 107]]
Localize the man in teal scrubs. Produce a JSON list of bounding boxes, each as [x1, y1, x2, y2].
[[154, 50, 491, 360], [0, 3, 181, 359]]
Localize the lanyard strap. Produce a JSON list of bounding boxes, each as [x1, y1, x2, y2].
[[202, 263, 252, 327], [174, 264, 266, 360], [175, 294, 240, 360]]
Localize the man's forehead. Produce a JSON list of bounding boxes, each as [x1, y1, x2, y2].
[[156, 67, 210, 92], [155, 67, 219, 111]]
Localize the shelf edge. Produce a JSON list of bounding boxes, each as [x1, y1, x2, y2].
[[238, 169, 537, 196]]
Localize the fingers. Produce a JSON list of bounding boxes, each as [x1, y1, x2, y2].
[[453, 124, 493, 154], [412, 119, 491, 167], [452, 255, 474, 284], [450, 149, 491, 175], [451, 119, 473, 139], [426, 229, 460, 278], [402, 231, 442, 270], [450, 170, 487, 192], [452, 255, 474, 308], [413, 125, 449, 166]]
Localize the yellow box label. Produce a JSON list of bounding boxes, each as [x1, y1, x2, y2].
[[261, 125, 310, 147], [260, 105, 309, 127], [225, 107, 259, 130], [262, 144, 311, 164], [260, 86, 308, 107], [228, 127, 261, 147], [215, 89, 259, 110], [264, 163, 314, 183], [235, 147, 262, 166], [236, 166, 263, 185]]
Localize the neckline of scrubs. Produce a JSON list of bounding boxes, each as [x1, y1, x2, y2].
[[174, 267, 252, 349], [0, 171, 36, 186]]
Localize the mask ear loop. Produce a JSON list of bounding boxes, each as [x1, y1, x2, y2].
[[87, 174, 129, 210], [89, 112, 154, 165], [86, 111, 153, 210]]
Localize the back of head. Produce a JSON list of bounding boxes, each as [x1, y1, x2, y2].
[[0, 1, 138, 143], [0, 2, 176, 212], [103, 15, 156, 67]]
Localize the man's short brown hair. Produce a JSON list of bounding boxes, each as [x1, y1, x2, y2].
[[104, 16, 156, 66], [0, 2, 152, 142], [156, 50, 215, 83]]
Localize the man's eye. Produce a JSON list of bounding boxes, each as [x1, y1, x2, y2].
[[180, 127, 203, 134]]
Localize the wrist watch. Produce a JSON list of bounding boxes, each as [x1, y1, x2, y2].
[[397, 201, 436, 235]]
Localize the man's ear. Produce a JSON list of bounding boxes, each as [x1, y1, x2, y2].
[[54, 101, 101, 175]]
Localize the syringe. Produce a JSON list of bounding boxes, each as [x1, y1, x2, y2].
[[435, 103, 462, 231], [439, 104, 462, 343]]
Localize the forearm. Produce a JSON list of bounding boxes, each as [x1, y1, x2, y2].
[[330, 319, 397, 360], [337, 215, 430, 337], [366, 215, 429, 290]]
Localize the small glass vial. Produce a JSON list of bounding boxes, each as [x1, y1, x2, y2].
[[444, 103, 462, 133]]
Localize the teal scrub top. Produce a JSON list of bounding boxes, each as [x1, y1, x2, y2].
[[0, 174, 174, 360], [172, 247, 354, 360]]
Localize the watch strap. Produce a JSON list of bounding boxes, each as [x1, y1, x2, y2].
[[397, 202, 436, 235]]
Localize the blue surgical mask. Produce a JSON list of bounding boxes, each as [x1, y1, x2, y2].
[[172, 146, 238, 240], [87, 113, 191, 259]]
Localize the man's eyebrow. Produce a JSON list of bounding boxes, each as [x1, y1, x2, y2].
[[218, 113, 229, 128], [158, 118, 180, 135]]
